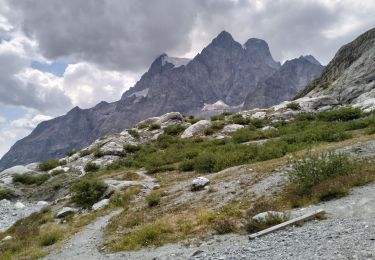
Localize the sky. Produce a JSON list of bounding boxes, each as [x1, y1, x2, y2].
[[0, 0, 374, 158]]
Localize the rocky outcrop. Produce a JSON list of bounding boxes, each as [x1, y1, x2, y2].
[[295, 27, 375, 111], [243, 55, 323, 109], [181, 120, 211, 138]]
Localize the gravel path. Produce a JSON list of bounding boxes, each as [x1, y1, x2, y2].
[[40, 181, 375, 260]]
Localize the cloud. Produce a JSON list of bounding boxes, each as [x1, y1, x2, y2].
[[11, 113, 52, 130], [0, 115, 5, 124], [6, 0, 375, 70]]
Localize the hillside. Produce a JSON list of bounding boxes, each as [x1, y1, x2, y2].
[[0, 31, 323, 171]]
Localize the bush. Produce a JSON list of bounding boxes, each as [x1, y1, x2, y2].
[[317, 106, 363, 122], [149, 124, 161, 130], [213, 219, 236, 234], [38, 159, 60, 171], [124, 144, 141, 153], [50, 169, 64, 176], [286, 102, 301, 111], [193, 152, 217, 173], [70, 179, 108, 208], [128, 129, 140, 139], [231, 128, 265, 143], [210, 114, 225, 121], [288, 152, 357, 195], [163, 125, 186, 136], [39, 232, 60, 247], [79, 149, 92, 157], [204, 127, 214, 136], [0, 188, 16, 200], [145, 190, 163, 207], [231, 114, 249, 125], [84, 162, 100, 172], [137, 123, 149, 129], [179, 159, 194, 172], [13, 173, 50, 186]]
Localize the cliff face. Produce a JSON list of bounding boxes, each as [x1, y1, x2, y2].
[[243, 55, 323, 109], [295, 27, 375, 108], [0, 31, 322, 170]]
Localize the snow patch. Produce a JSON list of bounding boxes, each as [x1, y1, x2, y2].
[[162, 56, 191, 68], [202, 100, 230, 111], [128, 88, 149, 98]]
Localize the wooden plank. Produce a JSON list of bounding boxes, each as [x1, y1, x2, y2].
[[249, 209, 326, 240]]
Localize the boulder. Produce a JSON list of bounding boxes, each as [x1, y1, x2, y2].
[[0, 165, 30, 176], [2, 236, 12, 241], [191, 177, 210, 191], [221, 124, 244, 133], [251, 111, 267, 119], [181, 120, 211, 138], [252, 211, 286, 223], [14, 201, 25, 209], [37, 201, 49, 207], [136, 112, 184, 128], [92, 199, 110, 211], [0, 199, 11, 206], [56, 207, 78, 218], [261, 126, 276, 131]]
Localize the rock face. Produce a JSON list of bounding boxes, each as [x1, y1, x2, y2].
[[243, 55, 323, 109], [295, 27, 375, 111], [0, 31, 323, 170]]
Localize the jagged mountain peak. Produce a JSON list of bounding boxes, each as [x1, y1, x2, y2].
[[300, 55, 321, 65]]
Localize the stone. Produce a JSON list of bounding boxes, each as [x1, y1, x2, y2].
[[191, 177, 210, 191], [181, 120, 211, 138], [92, 199, 110, 211], [2, 235, 12, 241], [261, 126, 276, 131], [14, 201, 25, 209], [56, 207, 78, 218], [0, 199, 11, 206], [37, 201, 49, 207], [252, 211, 286, 223], [221, 124, 244, 133]]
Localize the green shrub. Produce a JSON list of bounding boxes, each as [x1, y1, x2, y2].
[[231, 128, 265, 143], [70, 179, 108, 208], [249, 118, 266, 129], [79, 149, 92, 157], [288, 152, 357, 195], [137, 123, 149, 129], [231, 114, 249, 125], [193, 152, 217, 173], [38, 159, 60, 171], [145, 190, 163, 207], [13, 173, 50, 186], [84, 162, 100, 172], [163, 125, 186, 136], [317, 106, 363, 122], [124, 144, 141, 153], [286, 102, 301, 111], [0, 188, 16, 200], [204, 127, 214, 136], [50, 169, 64, 176], [128, 129, 140, 139], [149, 124, 161, 130], [186, 116, 201, 124], [210, 114, 225, 121], [39, 232, 60, 247], [179, 159, 194, 172]]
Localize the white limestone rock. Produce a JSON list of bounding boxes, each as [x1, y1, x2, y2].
[[181, 120, 211, 138]]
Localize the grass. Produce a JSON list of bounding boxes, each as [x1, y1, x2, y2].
[[163, 125, 186, 136], [0, 188, 16, 200], [145, 190, 163, 207], [13, 173, 50, 186], [286, 102, 301, 111], [149, 123, 161, 130], [84, 162, 100, 172], [38, 159, 61, 171], [128, 129, 140, 139]]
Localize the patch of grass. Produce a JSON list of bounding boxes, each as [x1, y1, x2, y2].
[[149, 123, 161, 130], [70, 179, 108, 208], [287, 152, 357, 195], [213, 219, 236, 234], [317, 106, 363, 122], [137, 123, 149, 129], [210, 114, 225, 121], [231, 114, 249, 125], [145, 190, 163, 207], [117, 222, 173, 250], [178, 159, 194, 172], [39, 228, 61, 247], [110, 186, 141, 208], [245, 213, 289, 234], [163, 125, 186, 136], [185, 115, 201, 124], [13, 173, 50, 186], [193, 152, 217, 173], [79, 148, 94, 157], [38, 159, 61, 171], [84, 162, 100, 172], [231, 128, 266, 143], [128, 129, 140, 139], [123, 144, 141, 153], [0, 188, 16, 200], [286, 102, 301, 111], [50, 169, 65, 176]]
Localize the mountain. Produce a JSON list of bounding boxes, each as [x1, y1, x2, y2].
[[243, 55, 324, 109], [295, 27, 375, 111], [0, 31, 322, 170]]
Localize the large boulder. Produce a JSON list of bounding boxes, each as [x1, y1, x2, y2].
[[92, 199, 110, 211], [56, 207, 78, 218], [181, 120, 211, 138], [136, 112, 184, 128], [191, 177, 210, 191], [221, 124, 244, 134]]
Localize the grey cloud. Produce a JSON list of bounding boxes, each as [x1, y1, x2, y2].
[[0, 46, 72, 113], [6, 0, 375, 71]]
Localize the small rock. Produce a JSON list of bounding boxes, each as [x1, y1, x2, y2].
[[37, 201, 49, 207], [14, 201, 25, 209], [92, 199, 110, 211], [0, 199, 11, 206], [252, 211, 286, 223], [2, 235, 12, 241], [191, 177, 210, 191], [56, 207, 78, 218]]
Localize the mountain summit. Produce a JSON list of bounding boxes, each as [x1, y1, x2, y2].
[[0, 31, 323, 170]]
